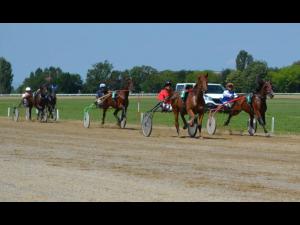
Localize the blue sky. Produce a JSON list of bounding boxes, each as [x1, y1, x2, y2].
[[0, 23, 300, 88]]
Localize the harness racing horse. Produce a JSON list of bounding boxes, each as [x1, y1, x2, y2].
[[169, 73, 208, 137], [33, 87, 48, 122], [47, 85, 57, 120], [223, 80, 274, 136], [100, 78, 133, 127]]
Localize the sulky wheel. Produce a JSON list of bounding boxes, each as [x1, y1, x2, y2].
[[13, 107, 19, 122], [141, 112, 153, 137], [83, 111, 90, 128], [188, 117, 198, 137], [206, 115, 217, 135]]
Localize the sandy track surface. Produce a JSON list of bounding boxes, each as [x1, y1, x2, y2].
[[0, 117, 299, 202]]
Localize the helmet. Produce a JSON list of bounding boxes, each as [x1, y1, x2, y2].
[[99, 83, 106, 88], [25, 87, 31, 92], [226, 83, 234, 88], [164, 81, 172, 87]]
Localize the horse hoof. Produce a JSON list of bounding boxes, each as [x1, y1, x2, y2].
[[183, 125, 187, 130], [265, 133, 271, 137]]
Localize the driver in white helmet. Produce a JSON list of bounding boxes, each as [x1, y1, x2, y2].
[[22, 87, 33, 106], [96, 83, 108, 105]]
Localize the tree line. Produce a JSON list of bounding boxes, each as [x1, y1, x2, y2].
[[0, 50, 300, 94]]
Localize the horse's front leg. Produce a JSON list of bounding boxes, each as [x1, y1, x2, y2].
[[173, 110, 180, 136], [180, 110, 188, 129], [187, 108, 195, 126], [113, 108, 121, 126]]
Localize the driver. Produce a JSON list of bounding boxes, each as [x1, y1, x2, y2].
[[22, 87, 33, 106], [157, 81, 173, 112], [222, 83, 238, 108]]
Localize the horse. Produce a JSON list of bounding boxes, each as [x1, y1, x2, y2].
[[169, 73, 208, 137], [223, 80, 274, 135], [100, 78, 133, 127], [47, 85, 57, 119], [20, 92, 34, 120], [33, 86, 48, 121]]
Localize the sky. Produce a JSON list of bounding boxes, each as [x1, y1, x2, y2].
[[0, 23, 300, 88]]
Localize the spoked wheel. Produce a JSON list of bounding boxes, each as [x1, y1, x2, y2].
[[83, 111, 90, 128], [12, 107, 19, 122], [206, 114, 217, 135], [247, 118, 257, 136], [188, 117, 198, 137], [25, 107, 30, 121], [141, 112, 153, 137]]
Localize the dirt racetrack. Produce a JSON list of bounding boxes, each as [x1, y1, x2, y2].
[[0, 117, 299, 201]]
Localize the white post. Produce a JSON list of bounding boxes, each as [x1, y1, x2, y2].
[[140, 113, 144, 123], [8, 107, 10, 117], [56, 109, 59, 120], [137, 101, 140, 113], [36, 109, 38, 114], [271, 117, 275, 133]]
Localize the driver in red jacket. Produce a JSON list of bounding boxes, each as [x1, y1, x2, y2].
[[157, 81, 173, 112]]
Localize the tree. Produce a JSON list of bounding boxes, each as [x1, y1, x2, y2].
[[236, 50, 254, 71], [85, 60, 113, 93], [220, 69, 232, 86], [0, 57, 14, 94], [226, 60, 268, 93], [243, 60, 268, 92], [129, 65, 158, 93], [17, 67, 83, 93], [268, 64, 300, 92]]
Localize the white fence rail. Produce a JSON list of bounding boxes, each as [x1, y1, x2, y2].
[[0, 93, 157, 97], [1, 93, 300, 97]]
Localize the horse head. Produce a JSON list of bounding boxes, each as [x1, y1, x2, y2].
[[264, 81, 274, 99], [195, 73, 208, 94], [125, 77, 134, 91]]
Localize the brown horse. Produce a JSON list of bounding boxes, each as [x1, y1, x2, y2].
[[169, 74, 208, 137], [33, 86, 48, 121], [224, 80, 274, 135], [100, 78, 133, 126]]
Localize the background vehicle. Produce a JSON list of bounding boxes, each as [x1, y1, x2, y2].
[[175, 83, 224, 109]]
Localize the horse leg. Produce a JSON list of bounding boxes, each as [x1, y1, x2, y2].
[[180, 111, 188, 129], [198, 113, 204, 138], [249, 113, 255, 136], [113, 108, 121, 126], [253, 106, 269, 135], [187, 109, 195, 126], [224, 110, 241, 126], [102, 108, 107, 125], [173, 110, 180, 136], [29, 107, 32, 120], [224, 112, 232, 126]]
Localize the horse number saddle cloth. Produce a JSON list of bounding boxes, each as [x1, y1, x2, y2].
[[180, 91, 189, 103], [246, 93, 253, 105]]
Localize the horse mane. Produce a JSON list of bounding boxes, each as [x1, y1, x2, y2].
[[255, 79, 265, 93]]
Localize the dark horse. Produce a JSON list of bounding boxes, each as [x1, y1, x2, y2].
[[20, 92, 34, 120], [100, 78, 133, 127], [224, 80, 274, 136], [46, 85, 57, 119], [33, 86, 48, 121], [169, 73, 208, 137]]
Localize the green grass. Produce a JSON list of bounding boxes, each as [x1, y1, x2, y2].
[[1, 96, 300, 134]]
